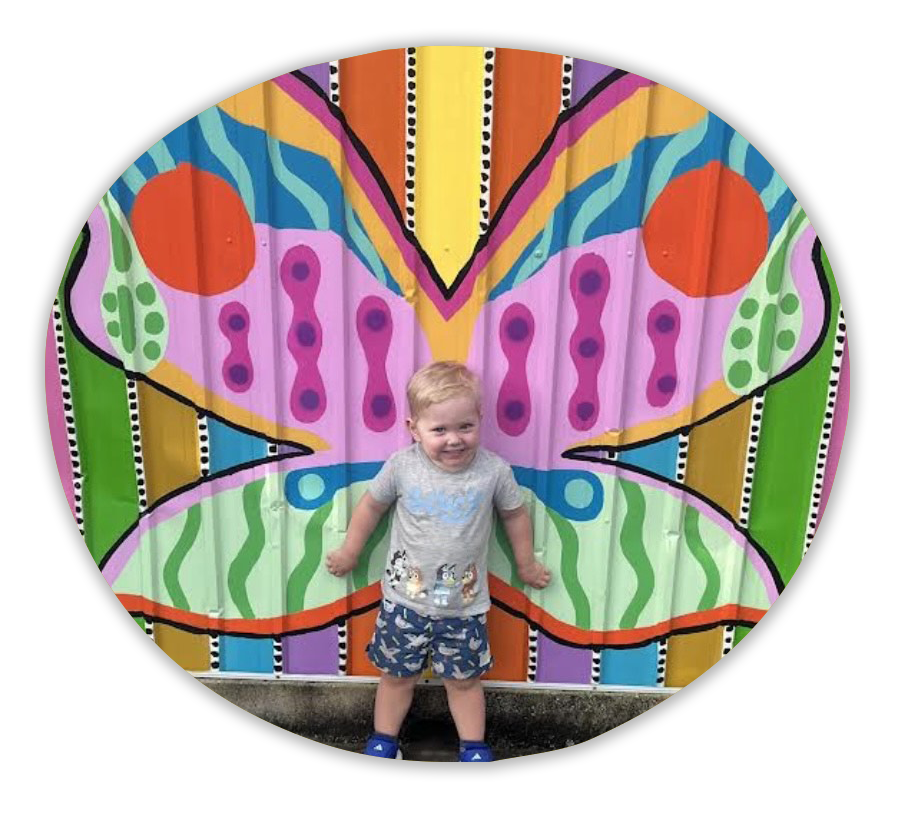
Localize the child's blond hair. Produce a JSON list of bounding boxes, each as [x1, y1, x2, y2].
[[406, 361, 482, 419]]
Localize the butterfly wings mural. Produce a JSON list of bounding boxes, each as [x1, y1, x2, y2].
[[57, 56, 837, 652]]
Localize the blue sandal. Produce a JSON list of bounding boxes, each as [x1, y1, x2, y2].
[[458, 741, 494, 762], [363, 733, 404, 759]]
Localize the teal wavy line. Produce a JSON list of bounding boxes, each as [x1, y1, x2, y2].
[[227, 480, 266, 619], [163, 504, 201, 612], [643, 114, 710, 216], [344, 200, 387, 286], [618, 479, 655, 629], [266, 135, 330, 229], [568, 155, 633, 246], [512, 212, 556, 288], [760, 172, 789, 212], [148, 138, 176, 173], [352, 509, 391, 590], [286, 499, 334, 612], [683, 507, 720, 611], [547, 508, 591, 629], [727, 131, 750, 175], [493, 516, 522, 589], [121, 164, 146, 195], [197, 106, 256, 218]]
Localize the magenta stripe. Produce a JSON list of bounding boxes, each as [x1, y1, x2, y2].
[[571, 59, 618, 104], [46, 313, 75, 517], [283, 627, 339, 674], [819, 339, 849, 524]]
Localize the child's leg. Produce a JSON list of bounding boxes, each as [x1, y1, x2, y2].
[[374, 672, 421, 737], [442, 676, 486, 742]]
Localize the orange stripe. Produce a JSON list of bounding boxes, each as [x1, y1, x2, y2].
[[347, 605, 382, 676], [118, 579, 767, 646], [482, 606, 528, 681], [490, 49, 562, 217], [339, 49, 407, 216]]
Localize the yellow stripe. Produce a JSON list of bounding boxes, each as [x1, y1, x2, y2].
[[413, 46, 485, 286], [149, 361, 330, 452]]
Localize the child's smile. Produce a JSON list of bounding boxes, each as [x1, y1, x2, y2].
[[408, 394, 481, 472]]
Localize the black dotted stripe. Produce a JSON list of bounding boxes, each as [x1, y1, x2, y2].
[[126, 378, 148, 511], [479, 48, 495, 234], [196, 412, 210, 477], [656, 639, 668, 686], [527, 626, 538, 682], [52, 299, 85, 537], [337, 622, 348, 676], [328, 60, 340, 106], [738, 393, 765, 527], [209, 633, 220, 670], [405, 48, 418, 233], [722, 625, 735, 656], [590, 649, 601, 685], [560, 56, 574, 112], [273, 637, 284, 675], [804, 308, 847, 555], [675, 433, 689, 483]]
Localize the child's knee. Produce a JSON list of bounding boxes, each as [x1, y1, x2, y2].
[[380, 672, 420, 689], [443, 675, 483, 692]]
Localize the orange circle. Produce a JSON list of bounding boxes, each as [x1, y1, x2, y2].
[[131, 163, 255, 295], [643, 161, 768, 297]]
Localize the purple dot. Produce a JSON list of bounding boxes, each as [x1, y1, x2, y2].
[[577, 401, 595, 421], [296, 321, 317, 347], [579, 270, 602, 295], [228, 364, 249, 385], [371, 394, 392, 417], [656, 375, 677, 394], [506, 316, 530, 342], [300, 389, 321, 410], [578, 337, 599, 358], [365, 309, 387, 332], [291, 261, 310, 281], [227, 313, 246, 332], [504, 400, 525, 421], [655, 314, 675, 333]]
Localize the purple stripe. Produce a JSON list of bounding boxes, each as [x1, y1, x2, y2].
[[298, 63, 330, 94], [571, 58, 618, 104], [535, 635, 592, 684], [283, 627, 340, 674]]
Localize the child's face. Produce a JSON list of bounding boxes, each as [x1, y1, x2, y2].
[[408, 393, 481, 472]]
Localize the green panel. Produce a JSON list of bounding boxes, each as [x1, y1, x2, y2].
[[733, 625, 751, 647], [748, 243, 840, 584], [60, 228, 139, 564]]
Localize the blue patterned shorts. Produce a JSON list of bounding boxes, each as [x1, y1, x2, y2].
[[366, 599, 493, 680]]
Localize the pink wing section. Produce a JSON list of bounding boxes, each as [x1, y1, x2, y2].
[[70, 206, 430, 460], [469, 227, 827, 463]]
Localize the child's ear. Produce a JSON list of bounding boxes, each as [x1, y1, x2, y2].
[[406, 417, 417, 439]]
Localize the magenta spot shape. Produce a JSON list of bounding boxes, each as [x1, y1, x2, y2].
[[281, 245, 326, 423], [568, 254, 610, 430], [497, 303, 534, 436], [646, 300, 680, 408], [218, 302, 253, 393], [356, 296, 396, 432]]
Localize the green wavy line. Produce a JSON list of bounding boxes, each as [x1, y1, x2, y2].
[[727, 131, 750, 175], [227, 480, 266, 619], [568, 154, 633, 245], [344, 200, 387, 286], [766, 208, 808, 295], [198, 107, 256, 218], [643, 114, 710, 216], [512, 212, 555, 288], [102, 195, 133, 272], [266, 135, 330, 229], [683, 507, 721, 611], [493, 515, 522, 588], [163, 504, 201, 612], [148, 138, 176, 173], [547, 509, 591, 629], [286, 500, 334, 612], [352, 509, 391, 590], [618, 479, 655, 629]]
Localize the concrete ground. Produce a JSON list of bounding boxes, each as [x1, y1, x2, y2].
[[201, 677, 672, 761]]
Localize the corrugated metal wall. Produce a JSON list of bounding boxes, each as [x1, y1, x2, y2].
[[45, 47, 848, 689]]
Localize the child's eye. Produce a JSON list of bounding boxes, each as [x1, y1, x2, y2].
[[460, 424, 474, 431], [432, 427, 445, 434]]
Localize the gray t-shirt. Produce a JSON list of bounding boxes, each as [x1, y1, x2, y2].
[[369, 444, 524, 617]]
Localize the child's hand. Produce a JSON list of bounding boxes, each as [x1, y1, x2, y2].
[[518, 560, 551, 589], [325, 547, 358, 577]]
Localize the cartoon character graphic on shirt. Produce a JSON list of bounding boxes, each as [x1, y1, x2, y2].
[[461, 563, 478, 605], [432, 564, 458, 607], [405, 566, 427, 600], [386, 547, 408, 587]]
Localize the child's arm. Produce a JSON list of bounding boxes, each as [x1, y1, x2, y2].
[[325, 492, 391, 577], [498, 505, 551, 589]]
